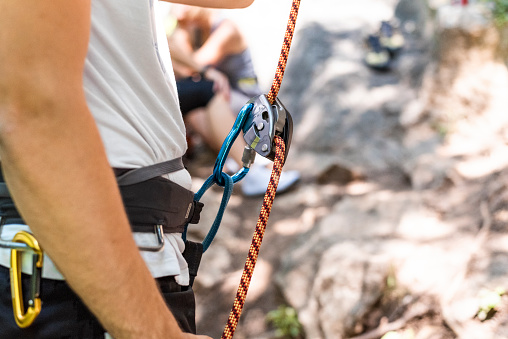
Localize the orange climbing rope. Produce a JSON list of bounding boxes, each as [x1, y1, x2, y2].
[[222, 136, 285, 339], [221, 1, 301, 338], [266, 0, 301, 105]]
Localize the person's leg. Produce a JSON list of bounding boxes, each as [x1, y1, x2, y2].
[[229, 89, 250, 116], [177, 78, 215, 116], [186, 93, 246, 167]]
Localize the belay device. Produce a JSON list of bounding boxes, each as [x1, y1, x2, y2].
[[242, 95, 293, 164]]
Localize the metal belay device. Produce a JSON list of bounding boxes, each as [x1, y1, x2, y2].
[[184, 94, 293, 252], [242, 95, 292, 164]]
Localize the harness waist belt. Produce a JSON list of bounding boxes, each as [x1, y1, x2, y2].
[[116, 173, 203, 233], [0, 160, 203, 234]]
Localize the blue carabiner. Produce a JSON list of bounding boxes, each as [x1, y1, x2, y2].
[[212, 103, 254, 186], [182, 171, 233, 252]]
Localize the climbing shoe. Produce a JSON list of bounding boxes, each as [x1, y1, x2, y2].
[[379, 21, 404, 55], [364, 34, 391, 70]]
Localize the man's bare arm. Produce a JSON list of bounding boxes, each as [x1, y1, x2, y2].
[[163, 0, 255, 9], [0, 2, 206, 338]]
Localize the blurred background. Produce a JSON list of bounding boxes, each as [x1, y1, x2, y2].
[[161, 0, 508, 338]]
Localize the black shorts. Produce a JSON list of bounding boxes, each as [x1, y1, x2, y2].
[[0, 266, 197, 338], [177, 77, 215, 116]]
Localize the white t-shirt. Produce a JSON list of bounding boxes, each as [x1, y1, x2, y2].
[[0, 0, 191, 285]]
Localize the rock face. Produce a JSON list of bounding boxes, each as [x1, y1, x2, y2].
[[273, 1, 508, 338], [186, 1, 508, 338]]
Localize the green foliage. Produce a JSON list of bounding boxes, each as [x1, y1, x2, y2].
[[267, 305, 303, 339], [381, 330, 415, 339], [477, 287, 506, 321], [381, 331, 401, 339], [430, 120, 450, 138], [482, 0, 508, 26], [386, 268, 397, 290]]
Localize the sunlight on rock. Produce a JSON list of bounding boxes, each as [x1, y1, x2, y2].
[[341, 85, 370, 108], [331, 0, 396, 24], [345, 181, 378, 195], [299, 185, 322, 207], [225, 194, 242, 208], [397, 209, 454, 240], [365, 85, 401, 110], [495, 209, 508, 223], [396, 240, 475, 295], [455, 145, 508, 179], [443, 128, 497, 157], [437, 4, 489, 31], [197, 246, 232, 289], [274, 218, 312, 235], [446, 297, 478, 322], [489, 234, 508, 252], [320, 59, 362, 79], [336, 39, 360, 59], [295, 104, 323, 145], [300, 207, 329, 229]]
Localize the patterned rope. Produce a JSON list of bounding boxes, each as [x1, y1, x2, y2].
[[221, 136, 285, 339], [221, 1, 301, 337], [266, 0, 301, 105]]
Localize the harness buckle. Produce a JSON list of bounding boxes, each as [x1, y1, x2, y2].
[[137, 225, 165, 252], [242, 94, 293, 164], [9, 231, 43, 328]]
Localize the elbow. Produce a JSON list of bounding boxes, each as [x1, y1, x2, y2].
[[0, 88, 34, 147], [0, 79, 22, 141], [219, 0, 254, 9], [0, 75, 62, 141], [240, 0, 255, 8], [236, 0, 255, 8]]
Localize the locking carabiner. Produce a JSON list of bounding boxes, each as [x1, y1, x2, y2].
[[212, 103, 255, 186], [10, 231, 43, 328]]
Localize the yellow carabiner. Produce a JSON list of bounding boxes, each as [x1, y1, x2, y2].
[[10, 231, 43, 328]]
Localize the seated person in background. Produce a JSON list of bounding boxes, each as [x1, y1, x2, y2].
[[166, 5, 300, 196], [168, 4, 261, 114]]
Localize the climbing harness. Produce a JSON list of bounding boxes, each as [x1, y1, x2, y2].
[[183, 0, 301, 337], [0, 156, 204, 328]]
